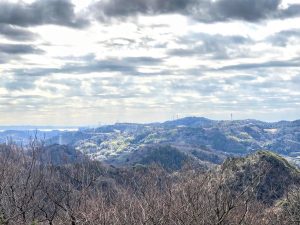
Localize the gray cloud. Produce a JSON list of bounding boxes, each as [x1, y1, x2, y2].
[[0, 25, 37, 41], [211, 0, 281, 21], [4, 78, 36, 91], [6, 55, 165, 78], [0, 53, 18, 64], [267, 29, 300, 47], [0, 43, 44, 64], [168, 33, 252, 59], [278, 4, 300, 18], [167, 73, 300, 112], [92, 0, 190, 19], [1, 0, 298, 32], [219, 58, 300, 71], [223, 75, 257, 85], [91, 0, 300, 23], [58, 56, 163, 75], [0, 43, 43, 55], [0, 0, 88, 28]]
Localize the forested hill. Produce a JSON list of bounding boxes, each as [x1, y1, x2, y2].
[[46, 117, 300, 166], [0, 142, 299, 224], [0, 117, 299, 167]]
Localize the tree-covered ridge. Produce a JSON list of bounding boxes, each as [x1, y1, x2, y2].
[[0, 142, 300, 224], [42, 117, 300, 166], [0, 117, 299, 167]]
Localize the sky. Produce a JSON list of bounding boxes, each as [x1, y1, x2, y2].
[[0, 0, 300, 125]]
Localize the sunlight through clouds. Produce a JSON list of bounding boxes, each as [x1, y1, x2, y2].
[[0, 0, 300, 125]]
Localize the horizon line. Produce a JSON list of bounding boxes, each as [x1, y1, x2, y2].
[[0, 116, 299, 128]]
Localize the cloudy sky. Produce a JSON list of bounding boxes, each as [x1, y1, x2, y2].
[[0, 0, 300, 125]]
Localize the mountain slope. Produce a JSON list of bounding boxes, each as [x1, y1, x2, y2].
[[221, 151, 300, 204], [1, 117, 299, 166]]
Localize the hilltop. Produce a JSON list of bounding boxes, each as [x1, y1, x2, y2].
[[47, 117, 300, 166], [221, 151, 300, 204], [0, 117, 299, 167]]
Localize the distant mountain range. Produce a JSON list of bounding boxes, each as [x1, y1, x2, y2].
[[1, 117, 299, 167]]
